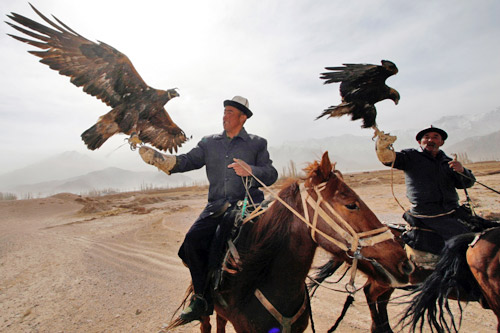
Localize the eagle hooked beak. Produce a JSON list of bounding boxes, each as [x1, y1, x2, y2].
[[390, 88, 400, 105], [167, 88, 180, 99]]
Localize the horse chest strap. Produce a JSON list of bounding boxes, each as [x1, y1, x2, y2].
[[254, 288, 307, 333]]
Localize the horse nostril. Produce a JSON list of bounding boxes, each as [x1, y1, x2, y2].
[[399, 260, 415, 275]]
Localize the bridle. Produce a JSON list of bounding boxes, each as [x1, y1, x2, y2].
[[299, 181, 394, 253], [298, 181, 400, 291]]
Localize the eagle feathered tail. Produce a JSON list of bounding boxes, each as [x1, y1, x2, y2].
[[316, 102, 354, 120], [81, 123, 113, 150], [81, 108, 127, 150], [317, 102, 376, 128]]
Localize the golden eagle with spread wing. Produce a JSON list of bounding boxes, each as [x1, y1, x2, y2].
[[6, 4, 187, 153], [317, 60, 400, 131]]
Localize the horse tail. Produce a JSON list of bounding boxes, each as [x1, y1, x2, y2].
[[307, 258, 343, 296], [401, 232, 482, 332]]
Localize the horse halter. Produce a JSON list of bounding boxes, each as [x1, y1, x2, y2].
[[299, 182, 394, 253], [298, 181, 400, 293]]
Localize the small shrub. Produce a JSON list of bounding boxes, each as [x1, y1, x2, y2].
[[0, 192, 17, 201]]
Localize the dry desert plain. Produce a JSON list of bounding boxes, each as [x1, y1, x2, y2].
[[1, 161, 500, 332]]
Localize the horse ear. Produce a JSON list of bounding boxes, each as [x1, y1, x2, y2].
[[319, 151, 332, 179]]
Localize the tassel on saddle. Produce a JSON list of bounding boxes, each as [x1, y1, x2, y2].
[[212, 199, 273, 290]]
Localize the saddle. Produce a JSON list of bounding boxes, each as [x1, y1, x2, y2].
[[454, 203, 500, 231], [388, 223, 442, 269], [208, 199, 272, 297], [396, 205, 500, 270]]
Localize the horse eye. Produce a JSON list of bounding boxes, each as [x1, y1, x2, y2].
[[345, 203, 359, 211]]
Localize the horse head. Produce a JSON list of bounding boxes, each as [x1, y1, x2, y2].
[[303, 151, 413, 287]]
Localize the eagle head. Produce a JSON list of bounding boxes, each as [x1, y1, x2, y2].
[[166, 88, 180, 100], [156, 88, 180, 105], [389, 88, 400, 105]]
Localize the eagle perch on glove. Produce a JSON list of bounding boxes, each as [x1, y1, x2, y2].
[[317, 60, 400, 133], [6, 4, 188, 153]]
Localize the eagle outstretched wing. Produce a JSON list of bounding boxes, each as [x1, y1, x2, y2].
[[137, 108, 187, 153], [317, 60, 400, 130], [6, 4, 187, 153]]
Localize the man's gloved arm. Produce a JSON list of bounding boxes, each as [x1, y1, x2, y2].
[[139, 146, 177, 175], [375, 130, 397, 165]]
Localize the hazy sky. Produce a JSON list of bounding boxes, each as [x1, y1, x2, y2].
[[1, 0, 499, 173]]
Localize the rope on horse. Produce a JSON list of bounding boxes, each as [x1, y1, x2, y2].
[[456, 170, 500, 195], [327, 294, 354, 332]]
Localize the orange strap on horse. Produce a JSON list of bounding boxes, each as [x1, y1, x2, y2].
[[254, 288, 308, 333]]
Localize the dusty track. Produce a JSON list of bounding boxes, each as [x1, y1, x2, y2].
[[1, 162, 499, 332]]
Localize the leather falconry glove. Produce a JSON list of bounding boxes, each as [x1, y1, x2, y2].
[[375, 130, 397, 165], [139, 146, 177, 175]]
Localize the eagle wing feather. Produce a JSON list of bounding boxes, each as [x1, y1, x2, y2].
[[138, 109, 187, 154], [7, 4, 188, 153], [7, 4, 148, 108]]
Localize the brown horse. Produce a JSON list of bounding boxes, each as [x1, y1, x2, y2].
[[312, 226, 500, 332], [309, 225, 427, 333], [401, 227, 500, 332], [167, 152, 414, 332]]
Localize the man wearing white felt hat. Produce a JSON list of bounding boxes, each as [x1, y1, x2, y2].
[[139, 95, 278, 321]]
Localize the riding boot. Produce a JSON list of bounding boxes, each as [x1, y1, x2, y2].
[[180, 294, 213, 322]]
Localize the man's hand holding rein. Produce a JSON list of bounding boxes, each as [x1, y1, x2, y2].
[[228, 158, 252, 177]]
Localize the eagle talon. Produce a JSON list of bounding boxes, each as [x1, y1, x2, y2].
[[372, 125, 381, 140], [127, 133, 143, 151]]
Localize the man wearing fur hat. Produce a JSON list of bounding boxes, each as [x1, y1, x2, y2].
[[375, 126, 476, 254], [139, 96, 278, 322]]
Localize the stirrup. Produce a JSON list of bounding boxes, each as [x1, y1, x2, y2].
[[180, 294, 211, 322]]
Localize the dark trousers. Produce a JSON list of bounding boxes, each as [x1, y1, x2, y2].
[[178, 215, 224, 294], [404, 211, 471, 239], [403, 211, 471, 254]]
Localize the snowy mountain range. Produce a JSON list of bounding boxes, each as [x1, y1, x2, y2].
[[1, 108, 499, 198], [0, 152, 198, 198], [271, 108, 500, 174]]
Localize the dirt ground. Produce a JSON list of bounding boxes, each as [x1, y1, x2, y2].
[[1, 161, 499, 332]]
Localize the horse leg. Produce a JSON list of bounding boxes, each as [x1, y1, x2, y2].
[[467, 241, 500, 330], [200, 315, 211, 333], [363, 281, 395, 333], [216, 314, 228, 333], [375, 287, 395, 333]]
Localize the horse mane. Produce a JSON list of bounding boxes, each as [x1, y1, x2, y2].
[[234, 179, 302, 305], [400, 232, 482, 332], [303, 157, 342, 184]]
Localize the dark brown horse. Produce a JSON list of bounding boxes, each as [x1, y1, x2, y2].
[[401, 227, 500, 332], [312, 226, 500, 332], [167, 152, 414, 332], [310, 225, 428, 333]]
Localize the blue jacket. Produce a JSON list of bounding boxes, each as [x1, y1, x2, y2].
[[392, 148, 475, 215], [171, 127, 278, 219]]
